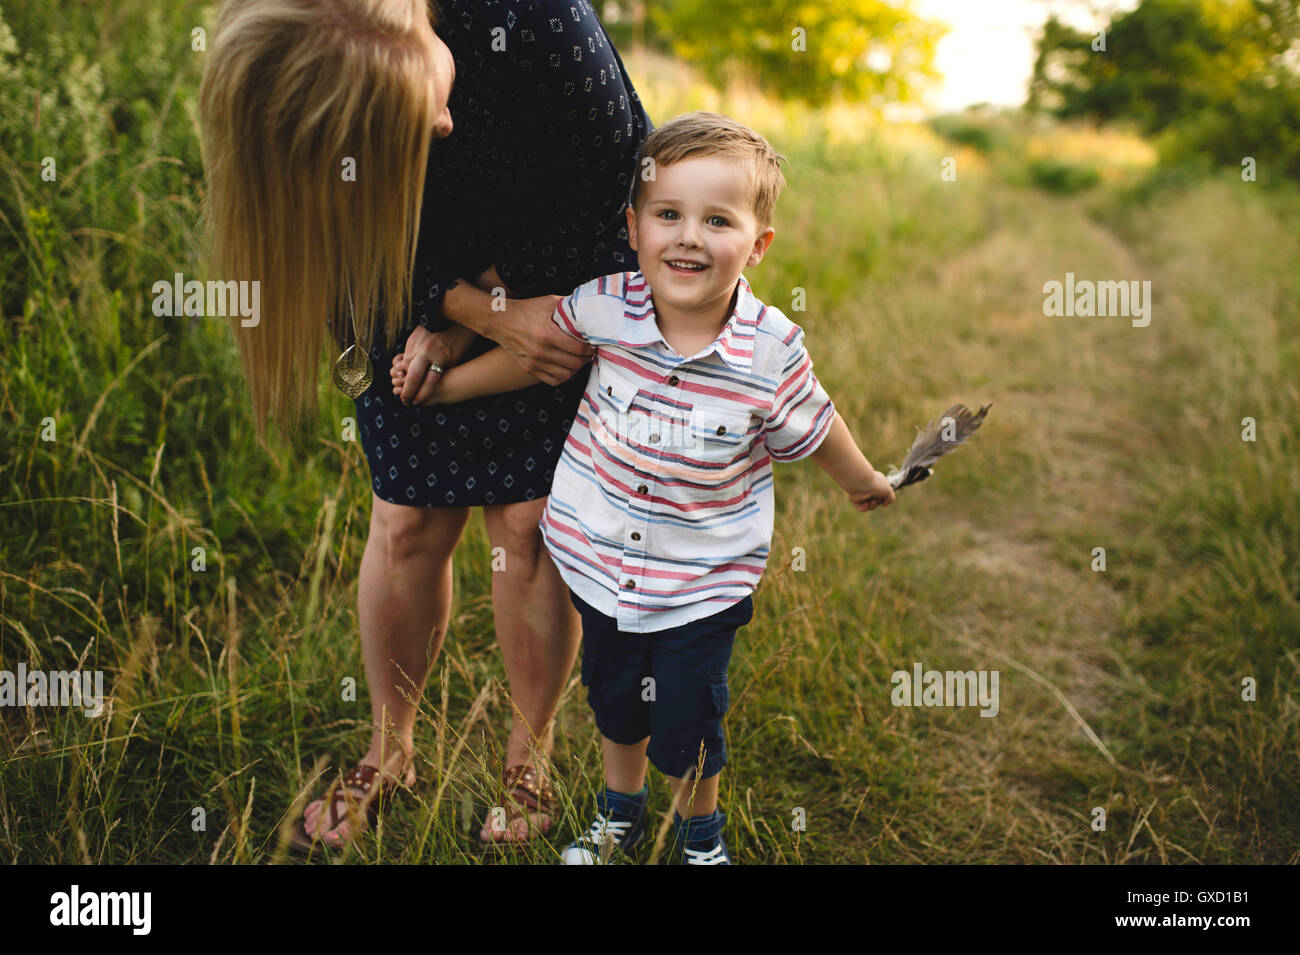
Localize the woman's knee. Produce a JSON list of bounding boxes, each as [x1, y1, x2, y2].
[[369, 496, 467, 565], [486, 499, 547, 570]]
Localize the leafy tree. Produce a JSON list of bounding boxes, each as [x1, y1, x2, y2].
[[1028, 0, 1300, 180], [646, 0, 946, 107]]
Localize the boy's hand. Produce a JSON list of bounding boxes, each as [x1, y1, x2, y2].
[[392, 324, 477, 405], [391, 351, 449, 405], [847, 470, 896, 512]]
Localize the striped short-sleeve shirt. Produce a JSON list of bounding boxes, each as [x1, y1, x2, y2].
[[538, 271, 836, 633]]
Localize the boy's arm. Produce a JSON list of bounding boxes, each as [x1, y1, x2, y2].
[[808, 412, 895, 511], [762, 325, 894, 512], [427, 347, 543, 404]]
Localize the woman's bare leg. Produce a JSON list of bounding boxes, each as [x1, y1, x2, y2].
[[479, 497, 582, 840], [302, 494, 469, 845]]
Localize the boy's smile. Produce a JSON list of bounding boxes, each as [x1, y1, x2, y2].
[[627, 155, 775, 348]]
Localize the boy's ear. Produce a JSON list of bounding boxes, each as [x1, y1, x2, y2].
[[625, 205, 638, 252], [747, 227, 775, 267]]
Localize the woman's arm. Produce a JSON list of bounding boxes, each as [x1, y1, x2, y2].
[[398, 266, 591, 403], [441, 277, 593, 387]]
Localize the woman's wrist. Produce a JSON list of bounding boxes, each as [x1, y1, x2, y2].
[[442, 280, 499, 340]]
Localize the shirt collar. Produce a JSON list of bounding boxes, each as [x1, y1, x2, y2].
[[619, 271, 759, 373]]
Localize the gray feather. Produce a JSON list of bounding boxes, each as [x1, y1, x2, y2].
[[887, 402, 992, 490]]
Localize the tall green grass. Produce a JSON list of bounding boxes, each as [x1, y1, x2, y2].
[[2, 3, 1297, 863]]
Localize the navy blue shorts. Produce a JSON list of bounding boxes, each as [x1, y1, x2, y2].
[[569, 590, 755, 780]]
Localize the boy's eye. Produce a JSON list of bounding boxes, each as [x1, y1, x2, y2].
[[707, 215, 728, 227], [658, 209, 679, 220]]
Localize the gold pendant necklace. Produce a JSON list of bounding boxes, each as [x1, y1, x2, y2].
[[331, 291, 373, 399]]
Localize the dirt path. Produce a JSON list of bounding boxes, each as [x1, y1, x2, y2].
[[891, 187, 1184, 861]]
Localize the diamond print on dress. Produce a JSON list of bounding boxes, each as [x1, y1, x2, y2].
[[351, 0, 647, 509]]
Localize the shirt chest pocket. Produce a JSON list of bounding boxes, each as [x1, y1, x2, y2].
[[592, 376, 652, 453], [684, 403, 755, 494], [689, 405, 751, 448]]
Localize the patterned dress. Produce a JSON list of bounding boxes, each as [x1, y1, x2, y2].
[[353, 0, 652, 506]]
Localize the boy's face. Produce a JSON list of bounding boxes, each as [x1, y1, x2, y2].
[[627, 155, 775, 324]]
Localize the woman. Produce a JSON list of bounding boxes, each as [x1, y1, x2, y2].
[[199, 0, 651, 849]]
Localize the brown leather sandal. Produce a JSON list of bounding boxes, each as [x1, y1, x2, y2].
[[480, 764, 556, 844], [289, 763, 412, 855]]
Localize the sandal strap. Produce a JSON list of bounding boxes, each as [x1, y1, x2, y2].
[[502, 764, 555, 812], [340, 764, 381, 793], [322, 763, 406, 830]]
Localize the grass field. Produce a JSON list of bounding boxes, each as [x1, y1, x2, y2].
[[2, 3, 1297, 863]]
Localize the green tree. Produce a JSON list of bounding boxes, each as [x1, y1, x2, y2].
[[1028, 0, 1300, 180], [648, 0, 946, 107]]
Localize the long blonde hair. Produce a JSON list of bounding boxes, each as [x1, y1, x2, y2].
[[198, 0, 439, 437]]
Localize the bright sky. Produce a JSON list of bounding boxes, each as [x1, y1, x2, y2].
[[911, 0, 1138, 114]]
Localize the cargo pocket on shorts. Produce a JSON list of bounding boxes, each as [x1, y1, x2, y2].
[[707, 676, 730, 717]]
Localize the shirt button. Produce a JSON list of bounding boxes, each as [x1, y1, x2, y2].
[[637, 483, 648, 494], [716, 425, 727, 435], [623, 579, 635, 589], [630, 531, 641, 541], [668, 375, 680, 386], [648, 433, 660, 443]]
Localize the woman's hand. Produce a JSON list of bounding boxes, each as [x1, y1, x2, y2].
[[473, 265, 592, 385], [493, 293, 593, 386], [442, 267, 593, 384], [448, 264, 593, 386], [394, 322, 478, 405]]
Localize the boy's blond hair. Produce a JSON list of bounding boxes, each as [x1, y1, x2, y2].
[[629, 111, 787, 229]]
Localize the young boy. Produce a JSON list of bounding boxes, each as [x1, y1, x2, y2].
[[391, 111, 896, 864]]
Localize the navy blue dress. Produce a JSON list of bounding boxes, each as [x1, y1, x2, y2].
[[354, 0, 652, 506]]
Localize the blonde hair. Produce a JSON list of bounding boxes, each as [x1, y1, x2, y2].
[[198, 0, 439, 437], [629, 111, 787, 229]]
